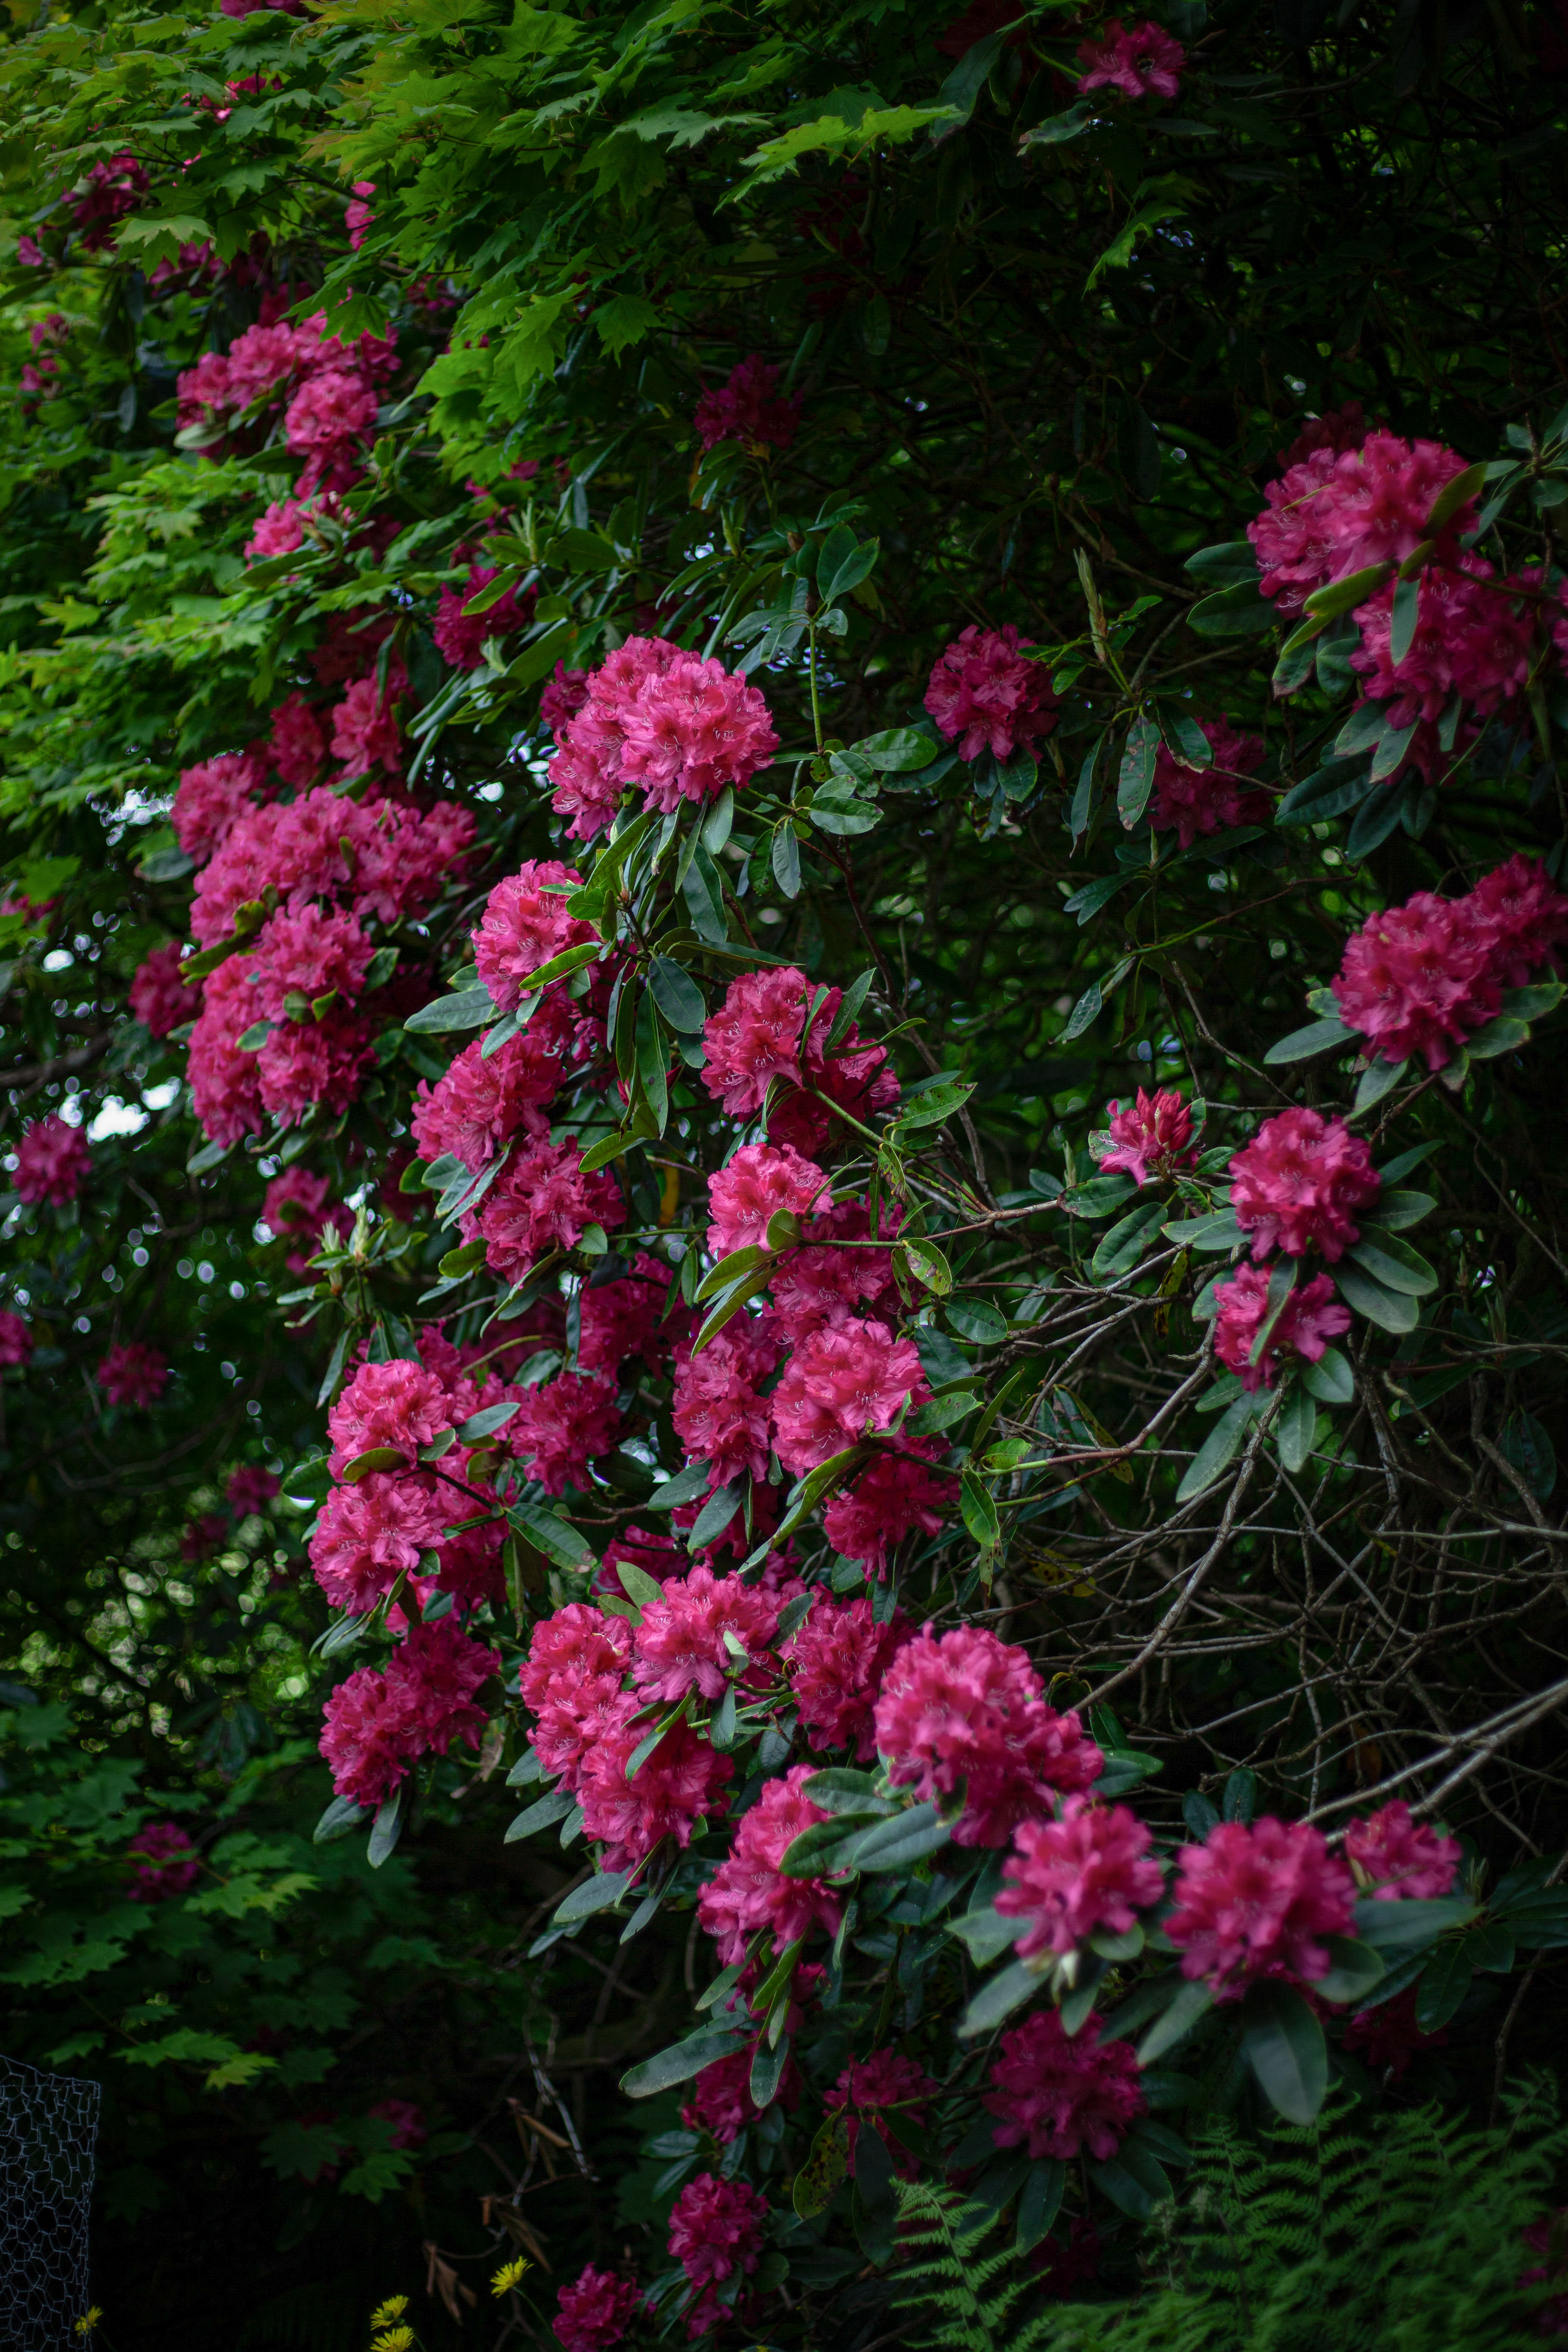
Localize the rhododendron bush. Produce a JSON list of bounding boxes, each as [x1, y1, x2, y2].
[[6, 0, 1568, 2336]]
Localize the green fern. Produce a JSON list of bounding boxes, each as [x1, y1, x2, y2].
[[892, 2080, 1568, 2352]]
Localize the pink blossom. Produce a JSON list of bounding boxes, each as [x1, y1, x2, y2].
[[1278, 403, 1371, 468], [1330, 890, 1501, 1070], [576, 1715, 732, 1873], [694, 354, 802, 453], [824, 2050, 934, 2177], [1213, 1263, 1353, 1393], [13, 1110, 89, 1204], [548, 726, 628, 845], [1343, 1800, 1460, 1900], [187, 956, 266, 1144], [330, 667, 405, 779], [1341, 1984, 1448, 2079], [547, 637, 683, 840], [246, 495, 342, 562], [667, 2173, 767, 2294], [1350, 558, 1537, 729], [267, 693, 329, 789], [128, 1823, 202, 1901], [410, 1028, 560, 1171], [697, 1766, 844, 1963], [319, 1618, 500, 1808], [129, 943, 192, 1039], [924, 624, 1059, 762], [770, 1317, 926, 1474], [1470, 853, 1568, 988], [770, 992, 899, 1157], [681, 2049, 801, 2145], [706, 1141, 828, 1261], [540, 661, 590, 732], [507, 1372, 622, 1494], [96, 1341, 169, 1408], [1075, 16, 1185, 98], [0, 1311, 34, 1366], [311, 607, 395, 686], [633, 1566, 781, 1704], [261, 1167, 351, 1271], [518, 1602, 632, 1714], [783, 1594, 910, 1760], [227, 1466, 281, 1515], [327, 1357, 453, 1476], [434, 564, 535, 670], [1096, 1087, 1196, 1186], [1150, 716, 1268, 848], [619, 651, 779, 812], [701, 966, 812, 1116], [309, 1475, 447, 1615], [767, 1196, 901, 1344], [473, 1139, 624, 1282], [579, 1254, 676, 1374], [173, 751, 269, 865], [997, 1796, 1165, 1959], [671, 1317, 781, 1488], [1250, 432, 1479, 616], [254, 1008, 375, 1131], [822, 1446, 955, 1573], [472, 861, 593, 1014], [535, 1680, 639, 1793], [285, 368, 378, 494], [1166, 1815, 1357, 1997], [554, 2266, 642, 2352], [252, 904, 374, 1021], [984, 2010, 1145, 2162], [1229, 1108, 1381, 1262], [873, 1623, 1102, 1848], [345, 180, 376, 251]]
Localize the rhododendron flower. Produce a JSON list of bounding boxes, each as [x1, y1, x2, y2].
[[319, 1619, 500, 1808], [1229, 1108, 1380, 1262], [701, 966, 812, 1116], [873, 1624, 1103, 1847], [783, 1594, 910, 1759], [1330, 890, 1501, 1070], [267, 691, 329, 788], [681, 2049, 801, 2145], [227, 1466, 281, 1516], [667, 2172, 767, 2294], [576, 1715, 732, 1873], [187, 955, 266, 1145], [331, 667, 405, 778], [822, 1446, 955, 1572], [1212, 1263, 1352, 1392], [535, 1679, 640, 1791], [308, 1474, 447, 1616], [767, 1196, 901, 1343], [255, 1008, 376, 1132], [96, 1341, 168, 1408], [252, 904, 373, 1021], [540, 661, 590, 732], [472, 861, 593, 1014], [924, 624, 1058, 761], [261, 1167, 351, 1272], [1470, 853, 1568, 989], [0, 1310, 34, 1366], [1076, 16, 1185, 98], [697, 1766, 844, 1963], [1278, 402, 1371, 468], [1166, 1815, 1356, 1997], [984, 2010, 1145, 2162], [507, 1372, 621, 1494], [190, 787, 470, 949], [1249, 432, 1478, 615], [435, 564, 535, 669], [1350, 559, 1537, 729], [1343, 1800, 1460, 1899], [1095, 1087, 1196, 1186], [671, 1316, 781, 1488], [1150, 717, 1268, 848], [327, 1357, 453, 1476], [997, 1797, 1165, 1959], [128, 1823, 202, 1901], [285, 367, 377, 494], [518, 1602, 632, 1715], [771, 1317, 926, 1474], [694, 354, 802, 453], [824, 2050, 935, 2177], [706, 1141, 828, 1261], [129, 943, 191, 1039], [553, 2265, 642, 2352], [618, 650, 779, 811], [410, 1027, 560, 1173], [345, 179, 376, 250], [1342, 1984, 1448, 2078], [246, 494, 342, 562], [579, 1255, 675, 1374], [633, 1566, 781, 1704], [473, 1139, 624, 1281], [172, 751, 268, 864]]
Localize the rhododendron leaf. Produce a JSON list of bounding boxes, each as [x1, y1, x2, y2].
[[951, 1903, 1017, 1966], [1090, 2142, 1173, 2220], [1275, 761, 1377, 825], [1360, 1188, 1435, 1233], [959, 1467, 1001, 1553], [900, 1236, 952, 1295], [313, 1794, 368, 1845], [906, 1388, 977, 1437], [1334, 699, 1397, 761], [556, 1870, 631, 1927], [1186, 579, 1275, 635], [1275, 1379, 1316, 1475], [779, 1814, 878, 1877], [1311, 1935, 1386, 2007], [793, 2109, 851, 2219], [620, 2023, 749, 2098], [647, 1462, 712, 1510], [770, 822, 803, 898], [691, 1267, 773, 1354], [343, 1446, 405, 1481], [957, 1957, 1039, 2038], [1272, 627, 1322, 698], [852, 1800, 952, 1875], [1095, 1749, 1164, 1799], [647, 956, 706, 1033], [1345, 778, 1413, 860], [1263, 1014, 1358, 1064], [1351, 1052, 1409, 1113], [1240, 1981, 1327, 2123], [1368, 720, 1417, 783], [1352, 1894, 1475, 1951], [1301, 1345, 1354, 1405], [1346, 1231, 1435, 1298], [801, 1769, 890, 1814], [613, 1558, 667, 1611], [506, 1750, 545, 1790], [1091, 1197, 1168, 1282], [1424, 459, 1488, 532], [695, 1960, 747, 2015], [1182, 541, 1258, 584], [1413, 1943, 1475, 2034], [891, 1079, 974, 1132], [367, 1787, 405, 1870], [686, 1479, 744, 1550], [405, 986, 496, 1034], [1387, 573, 1422, 669], [505, 1500, 591, 1568], [1014, 2157, 1066, 2256], [1466, 1012, 1533, 1059], [437, 1240, 486, 1282], [1117, 717, 1159, 826], [1176, 1390, 1259, 1501], [504, 1788, 576, 1844]]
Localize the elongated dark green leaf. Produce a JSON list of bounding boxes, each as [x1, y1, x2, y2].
[[1240, 1981, 1327, 2122], [405, 986, 495, 1034], [1312, 1935, 1386, 2006], [1137, 1978, 1214, 2064], [778, 1814, 878, 1877], [1015, 2159, 1066, 2254], [648, 955, 706, 1032], [620, 2024, 750, 2097], [1414, 1941, 1474, 2032], [555, 1869, 631, 1925], [957, 1958, 1039, 2038], [1264, 1016, 1357, 1065], [367, 1786, 404, 1869], [1352, 1894, 1475, 1952], [506, 1788, 577, 1842], [1177, 1391, 1256, 1501], [850, 1800, 952, 1873], [1334, 1259, 1419, 1334]]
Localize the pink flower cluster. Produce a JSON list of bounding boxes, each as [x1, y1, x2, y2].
[[1095, 1086, 1196, 1185], [177, 311, 396, 495], [548, 637, 778, 844], [1166, 1814, 1356, 1998], [13, 1114, 90, 1206], [97, 1342, 169, 1409], [1248, 429, 1479, 616], [434, 562, 536, 670], [130, 944, 192, 1039], [694, 354, 802, 454], [697, 1765, 844, 1963], [667, 2173, 767, 2339], [682, 2048, 801, 2146], [1349, 557, 1540, 731], [1150, 717, 1269, 848], [1076, 17, 1185, 98], [997, 1796, 1164, 1959], [320, 1618, 500, 1809], [924, 624, 1059, 763], [554, 2266, 642, 2352], [824, 2050, 934, 2176], [700, 966, 899, 1152], [1343, 1800, 1460, 1899], [984, 2009, 1146, 2161], [1213, 1263, 1352, 1392], [1331, 856, 1568, 1070], [872, 1624, 1103, 1848], [128, 1822, 202, 1901], [472, 860, 596, 1013], [0, 1311, 34, 1366], [1229, 1107, 1379, 1262]]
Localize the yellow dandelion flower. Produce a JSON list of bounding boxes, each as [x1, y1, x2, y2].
[[73, 2313, 104, 2338], [370, 2330, 416, 2352], [369, 2301, 409, 2328], [492, 2255, 532, 2296]]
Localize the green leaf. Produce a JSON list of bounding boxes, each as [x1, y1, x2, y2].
[[778, 1815, 879, 1877], [1304, 561, 1395, 620], [1414, 1941, 1474, 2033], [1345, 1231, 1437, 1297], [1137, 1979, 1215, 2064], [1352, 1895, 1476, 1952], [1240, 1981, 1327, 2123], [793, 2111, 852, 2219], [457, 1400, 521, 1443], [1177, 1391, 1257, 1501], [1264, 1016, 1358, 1064], [1089, 2143, 1172, 2219], [1388, 575, 1422, 667], [555, 1870, 631, 1925], [1020, 101, 1093, 146], [1333, 1259, 1419, 1334], [1275, 1380, 1316, 1475], [801, 1768, 890, 1813], [1015, 2159, 1066, 2254], [505, 1788, 577, 1842], [1312, 1936, 1386, 2006], [957, 1957, 1039, 2038], [850, 1800, 952, 1873], [367, 1787, 405, 1869], [901, 1236, 953, 1295], [891, 1080, 974, 1132], [405, 986, 495, 1034], [1187, 579, 1276, 635], [620, 2024, 750, 2098], [1499, 1410, 1556, 1498], [960, 1468, 1001, 1551], [313, 1795, 368, 1845], [648, 956, 707, 1033], [1182, 541, 1258, 584], [771, 822, 802, 898], [1091, 1197, 1168, 1282], [1302, 1346, 1354, 1404], [856, 726, 934, 772], [1118, 717, 1159, 826]]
